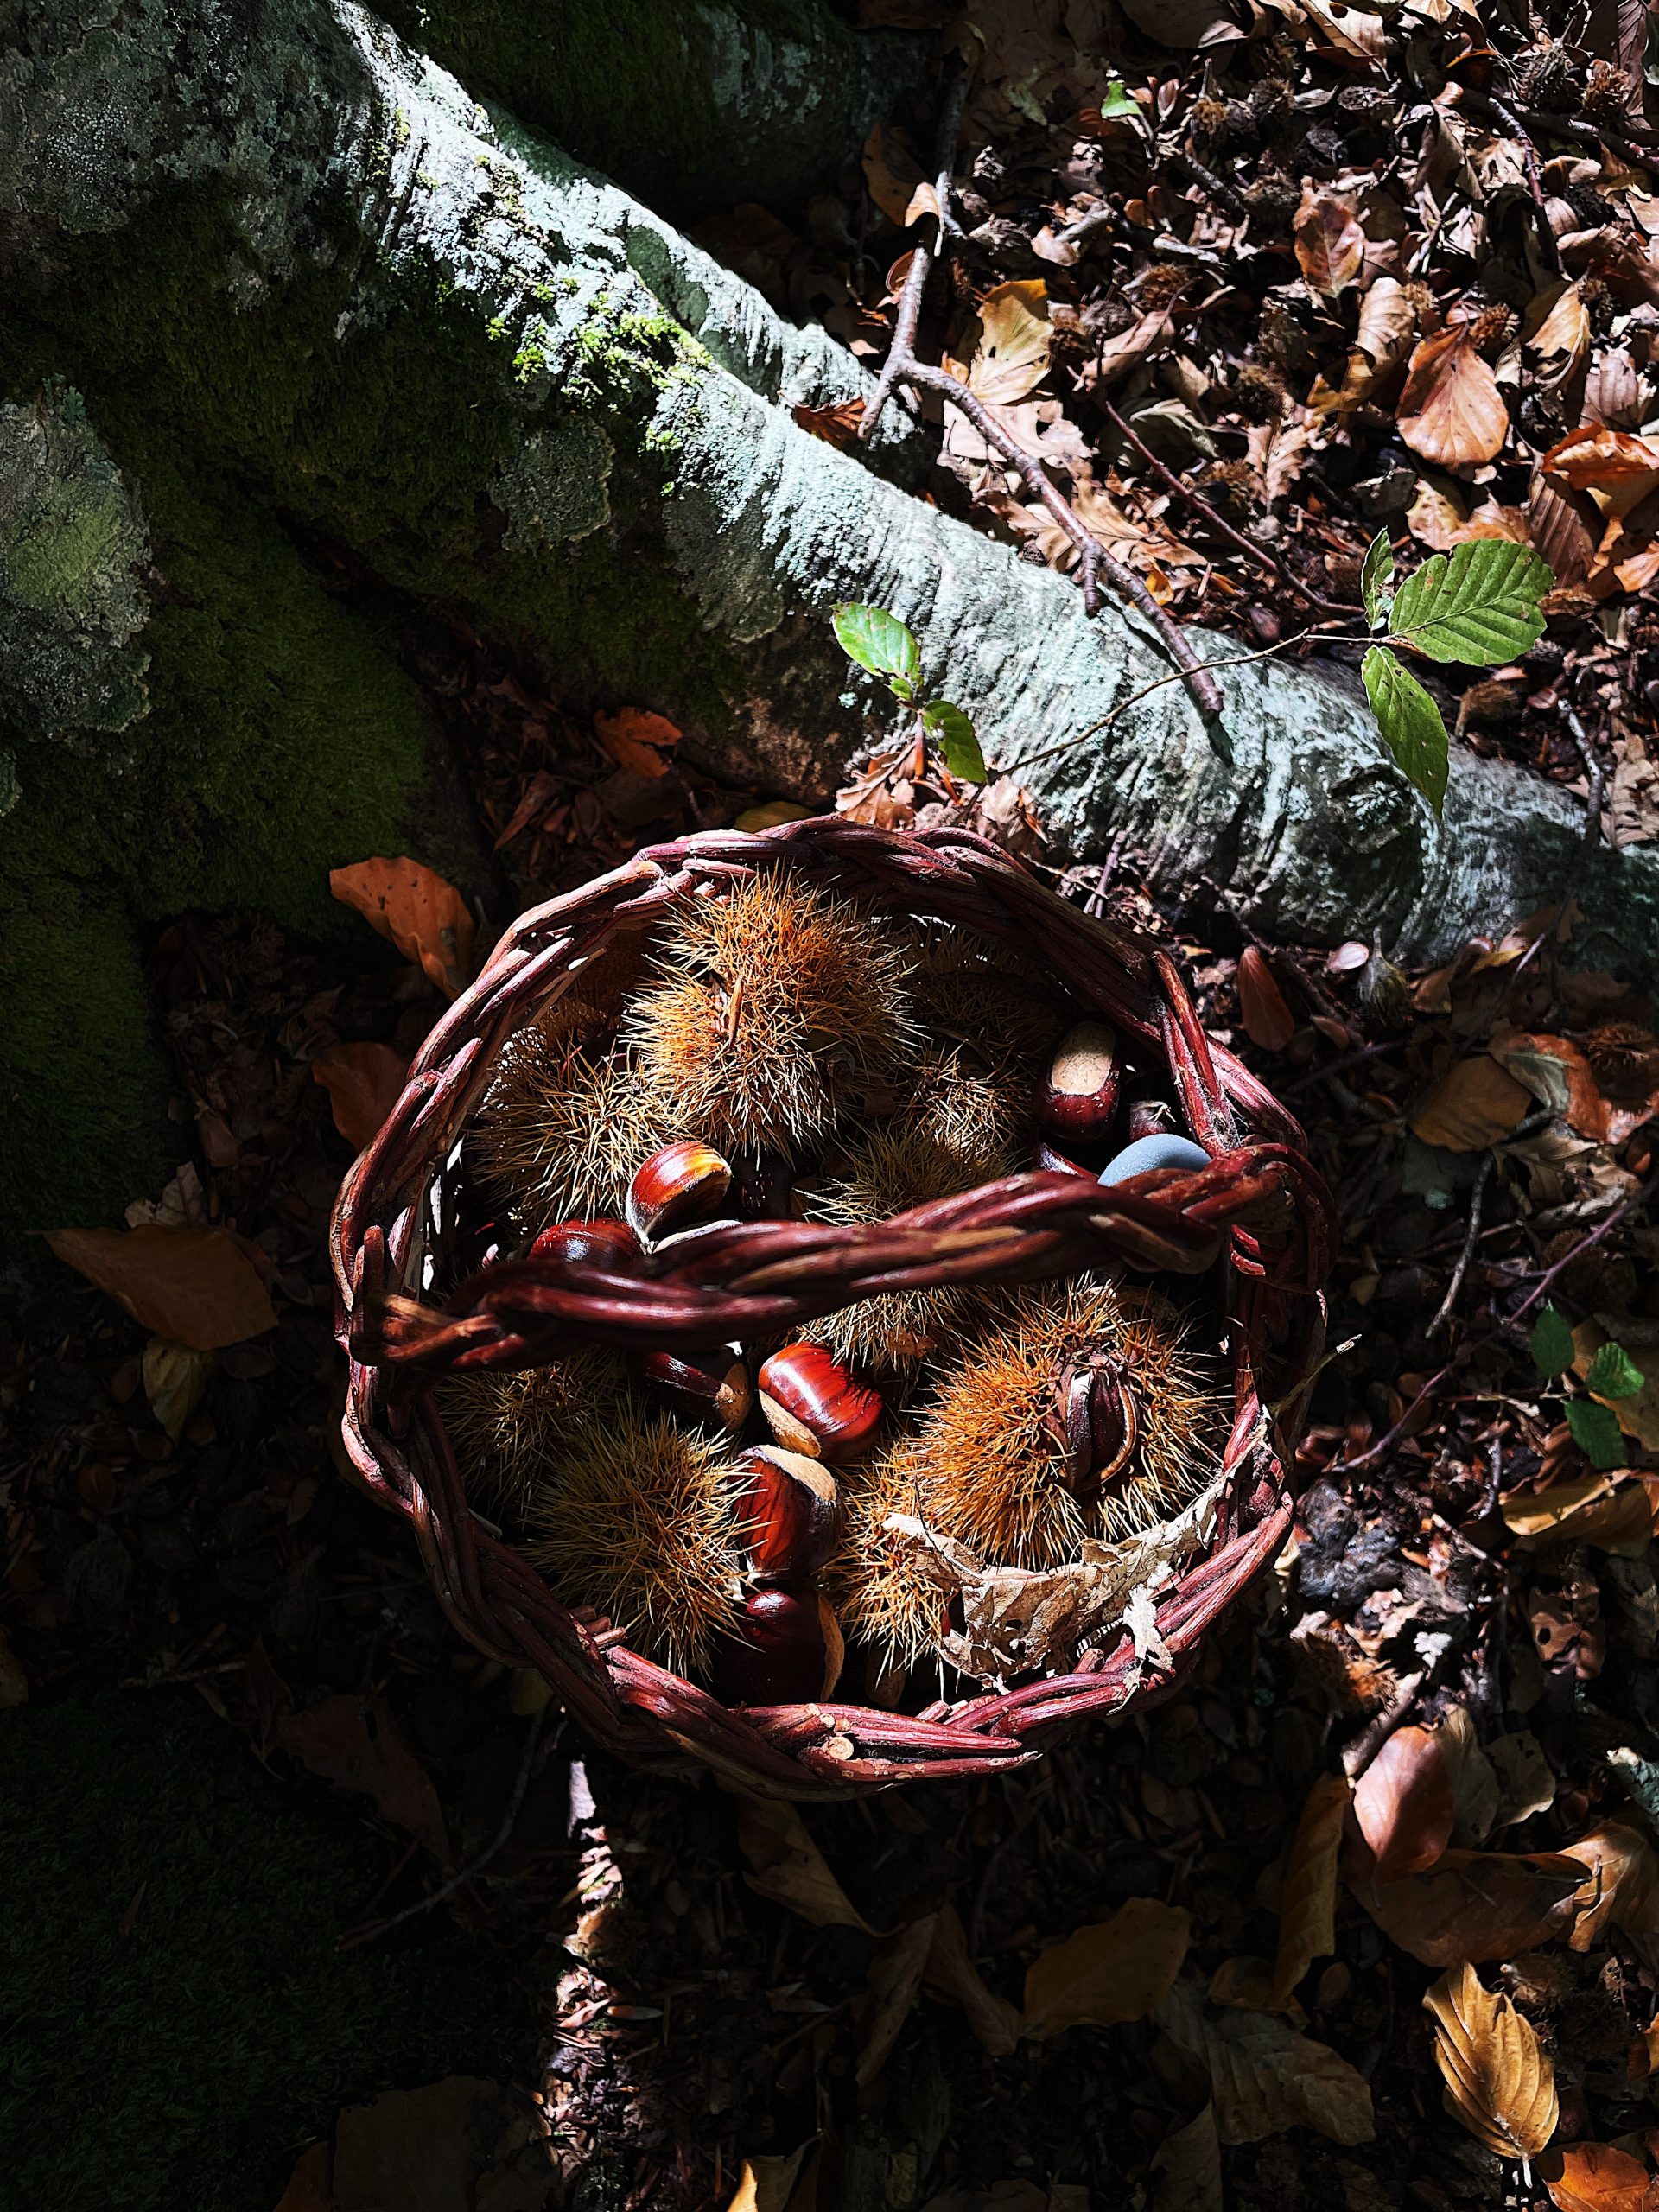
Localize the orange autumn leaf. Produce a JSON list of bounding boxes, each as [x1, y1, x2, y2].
[[1294, 189, 1364, 297], [1344, 1835, 1584, 1966], [1425, 1961, 1558, 2162], [329, 857, 476, 999], [1237, 945, 1296, 1052], [46, 1224, 276, 1351], [1397, 328, 1509, 468], [792, 400, 866, 449], [311, 1042, 410, 1153], [954, 279, 1052, 405], [1541, 2141, 1659, 2212], [1273, 1775, 1351, 2006], [1410, 1057, 1534, 1150], [1354, 1725, 1457, 1884], [1541, 427, 1659, 505], [1560, 1822, 1659, 1950], [1021, 1897, 1191, 2039], [593, 708, 682, 780]]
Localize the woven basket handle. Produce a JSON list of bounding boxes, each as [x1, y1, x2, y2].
[[350, 1145, 1334, 1377]]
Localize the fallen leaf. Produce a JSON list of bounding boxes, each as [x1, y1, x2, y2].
[[1488, 1733, 1556, 1830], [273, 2141, 333, 2212], [1488, 1026, 1618, 1141], [1294, 189, 1364, 296], [1317, 276, 1416, 411], [593, 707, 681, 780], [329, 857, 476, 998], [734, 799, 814, 833], [1541, 427, 1659, 507], [924, 1901, 1021, 2056], [725, 2147, 810, 2212], [311, 1042, 410, 1153], [956, 281, 1052, 406], [1410, 1058, 1534, 1150], [793, 400, 865, 448], [736, 1795, 878, 1932], [1424, 1961, 1558, 2162], [1573, 1322, 1659, 1451], [861, 121, 927, 225], [1155, 1980, 1376, 2145], [1301, 0, 1386, 60], [1560, 1822, 1659, 1948], [1527, 474, 1601, 589], [1021, 1897, 1191, 2039], [47, 1224, 277, 1351], [143, 1335, 216, 1441], [1354, 1726, 1458, 1883], [1344, 1836, 1584, 1965], [276, 1694, 449, 1861], [1273, 1776, 1351, 2006], [1397, 329, 1509, 468], [1119, 0, 1240, 41], [1540, 2141, 1658, 2212], [857, 1912, 938, 2086], [1238, 946, 1297, 1052], [1524, 283, 1592, 387], [1503, 1474, 1653, 1555], [330, 2078, 547, 2212], [1150, 2103, 1224, 2212]]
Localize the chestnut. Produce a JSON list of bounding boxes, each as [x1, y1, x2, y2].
[[1035, 1141, 1096, 1179], [626, 1141, 733, 1244], [633, 1346, 753, 1432], [710, 1588, 843, 1706], [1039, 1020, 1121, 1145], [529, 1216, 639, 1266], [756, 1343, 883, 1464], [736, 1445, 842, 1581]]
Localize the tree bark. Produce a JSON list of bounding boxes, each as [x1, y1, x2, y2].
[[1, 0, 1656, 1239]]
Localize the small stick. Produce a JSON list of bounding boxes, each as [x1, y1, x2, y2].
[[1098, 398, 1357, 617], [1169, 146, 1247, 219], [1460, 86, 1657, 176], [1428, 1151, 1494, 1338], [1482, 92, 1561, 273], [1056, 199, 1224, 267], [861, 63, 971, 441]]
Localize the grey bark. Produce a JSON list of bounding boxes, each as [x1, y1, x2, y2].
[[3, 0, 1656, 977]]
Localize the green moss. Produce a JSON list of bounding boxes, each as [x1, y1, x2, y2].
[[0, 1693, 527, 2212]]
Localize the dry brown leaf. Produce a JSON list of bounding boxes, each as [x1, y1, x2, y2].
[[1488, 1025, 1623, 1142], [1118, 0, 1241, 42], [1527, 473, 1602, 589], [1397, 329, 1509, 468], [857, 1912, 938, 2087], [1300, 0, 1386, 60], [1021, 1897, 1191, 2039], [1425, 1961, 1559, 2162], [1317, 275, 1416, 411], [593, 708, 681, 780], [924, 1901, 1021, 2056], [1503, 1475, 1652, 1554], [1210, 1955, 1281, 2011], [1273, 1775, 1351, 2006], [1410, 1058, 1534, 1150], [1354, 1725, 1458, 1883], [143, 1335, 216, 1442], [311, 1042, 410, 1153], [1525, 283, 1592, 387], [957, 280, 1051, 405], [1344, 1836, 1584, 1965], [1488, 1733, 1556, 1829], [273, 2141, 333, 2212], [329, 857, 476, 998], [47, 1224, 276, 1351], [276, 1694, 450, 1860], [1150, 2103, 1224, 2212], [330, 2077, 546, 2212], [861, 121, 925, 225], [1541, 427, 1659, 505], [1294, 189, 1364, 296], [724, 2147, 810, 2212], [1154, 1981, 1376, 2146], [1560, 1822, 1659, 1949], [1540, 2141, 1659, 2212], [736, 1795, 878, 1932], [1238, 946, 1297, 1052], [792, 400, 865, 449]]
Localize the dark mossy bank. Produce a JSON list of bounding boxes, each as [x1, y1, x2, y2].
[[0, 1692, 530, 2212]]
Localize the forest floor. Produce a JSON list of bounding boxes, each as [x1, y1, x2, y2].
[[9, 3, 1659, 2209]]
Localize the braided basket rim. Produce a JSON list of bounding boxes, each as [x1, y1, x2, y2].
[[327, 819, 1334, 1798]]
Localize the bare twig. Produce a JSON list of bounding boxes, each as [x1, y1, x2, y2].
[[1002, 630, 1310, 774], [861, 64, 970, 442], [1098, 398, 1357, 617], [1056, 198, 1224, 267], [1462, 86, 1657, 176], [1168, 147, 1247, 219], [1428, 1151, 1495, 1338], [1483, 92, 1561, 273]]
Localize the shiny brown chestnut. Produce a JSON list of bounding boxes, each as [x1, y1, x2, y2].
[[756, 1343, 884, 1464], [528, 1216, 639, 1265], [626, 1141, 734, 1244], [710, 1588, 843, 1706], [737, 1445, 842, 1581], [633, 1347, 753, 1432], [1038, 1020, 1121, 1144], [1124, 1084, 1178, 1143]]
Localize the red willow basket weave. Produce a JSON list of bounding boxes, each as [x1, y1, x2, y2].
[[329, 820, 1335, 1799]]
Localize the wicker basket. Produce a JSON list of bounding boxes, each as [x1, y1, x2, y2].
[[329, 820, 1334, 1798]]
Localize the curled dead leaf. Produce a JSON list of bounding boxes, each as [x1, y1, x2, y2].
[[1294, 190, 1364, 297], [955, 280, 1052, 406], [1424, 1960, 1558, 2162], [1150, 2103, 1223, 2212], [1560, 1821, 1659, 1949], [47, 1224, 276, 1351], [857, 1912, 938, 2087], [1541, 427, 1659, 502], [1503, 1475, 1653, 1555], [1021, 1897, 1191, 2039], [925, 1902, 1022, 2056], [1539, 2141, 1658, 2212], [1410, 1057, 1534, 1150], [1154, 1980, 1376, 2146], [1344, 1834, 1584, 1965], [1238, 946, 1297, 1052], [1353, 1725, 1457, 1884], [276, 1694, 449, 1860], [735, 1794, 878, 1933], [329, 857, 476, 998], [1273, 1775, 1351, 2007], [311, 1042, 410, 1154], [143, 1335, 216, 1441], [593, 708, 681, 780], [1397, 329, 1509, 468]]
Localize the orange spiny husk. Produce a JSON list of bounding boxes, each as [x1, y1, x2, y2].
[[468, 1002, 671, 1231], [525, 1401, 745, 1678], [831, 1282, 1223, 1672], [906, 927, 1075, 1065], [626, 872, 919, 1154], [438, 1349, 628, 1511]]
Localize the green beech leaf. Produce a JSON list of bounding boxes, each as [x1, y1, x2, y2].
[[1097, 78, 1142, 122], [1529, 1304, 1577, 1377], [1388, 540, 1552, 666], [1566, 1395, 1628, 1472], [833, 603, 921, 696], [1362, 645, 1449, 816], [1361, 529, 1395, 632], [1586, 1340, 1646, 1401], [923, 700, 987, 783]]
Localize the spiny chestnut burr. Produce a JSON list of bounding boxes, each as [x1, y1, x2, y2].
[[1039, 1020, 1121, 1145], [710, 1588, 843, 1706], [756, 1343, 883, 1464], [626, 1141, 733, 1244], [633, 1347, 753, 1433], [529, 1217, 639, 1266], [737, 1444, 842, 1582]]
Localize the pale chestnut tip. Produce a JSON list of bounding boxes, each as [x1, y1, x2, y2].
[[633, 1347, 753, 1433], [626, 1140, 734, 1243], [737, 1444, 842, 1581], [1038, 1020, 1121, 1144], [709, 1587, 842, 1706], [755, 1342, 884, 1464], [528, 1216, 639, 1266]]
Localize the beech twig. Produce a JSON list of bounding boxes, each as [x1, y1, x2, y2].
[[1461, 86, 1657, 177], [1428, 1152, 1495, 1338], [1483, 92, 1561, 273], [861, 65, 971, 441]]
